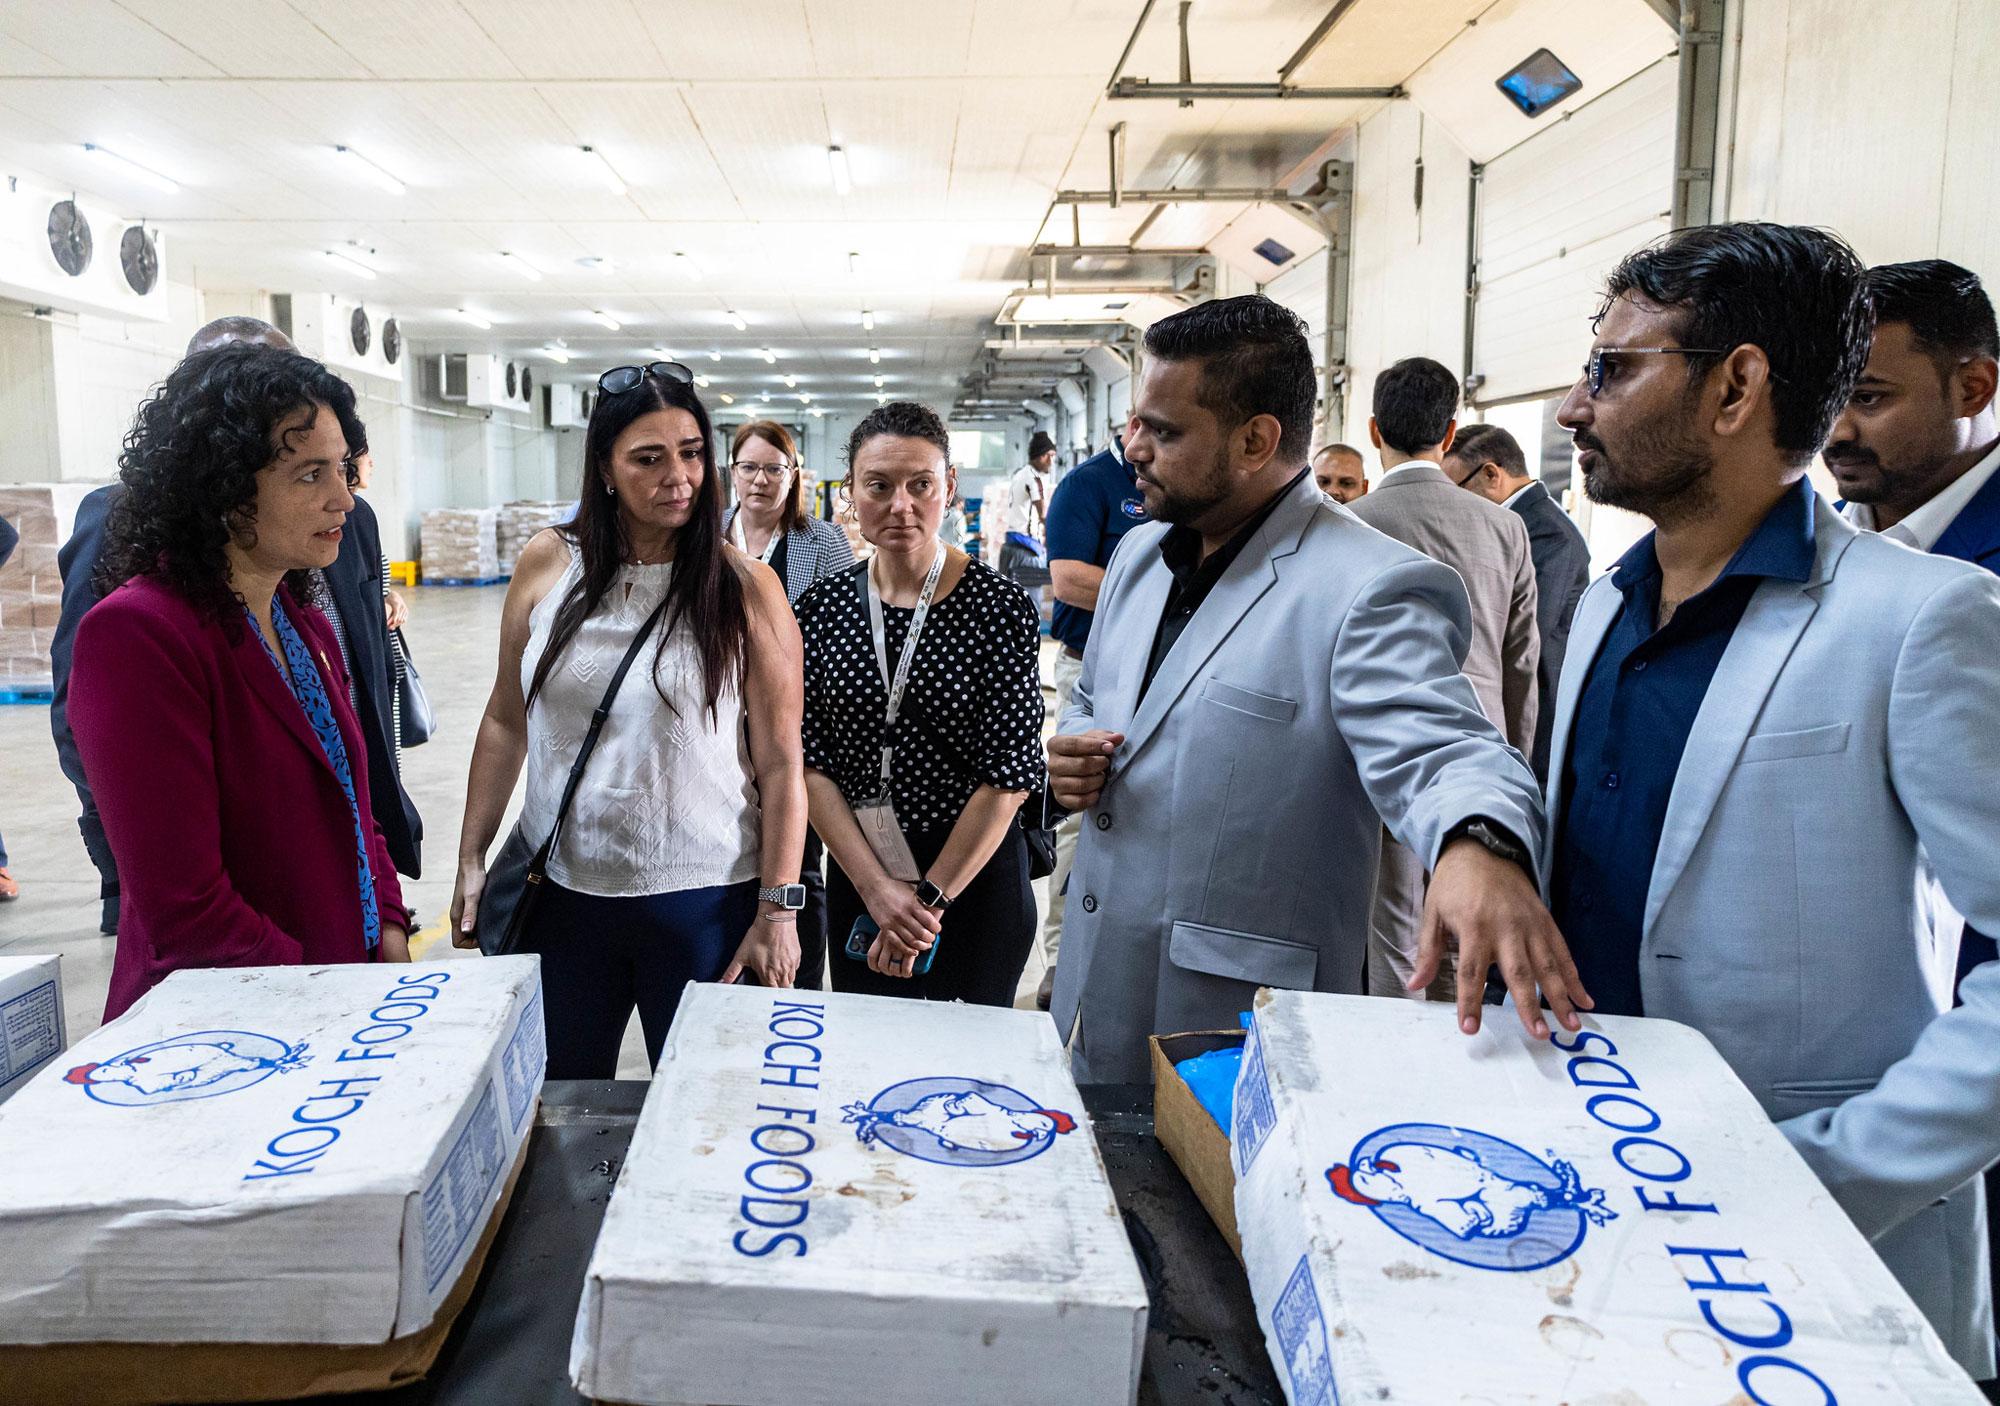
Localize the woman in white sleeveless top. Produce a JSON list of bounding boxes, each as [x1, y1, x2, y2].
[[451, 363, 806, 1078]]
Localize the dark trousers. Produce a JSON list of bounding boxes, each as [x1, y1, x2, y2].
[[827, 825, 1034, 1007], [798, 829, 830, 991], [521, 877, 758, 1078]]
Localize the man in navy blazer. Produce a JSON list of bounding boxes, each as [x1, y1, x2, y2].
[[52, 317, 422, 936], [1523, 223, 2000, 1376]]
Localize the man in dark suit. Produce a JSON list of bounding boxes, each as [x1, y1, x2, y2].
[[1445, 422, 1591, 780], [52, 316, 421, 935]]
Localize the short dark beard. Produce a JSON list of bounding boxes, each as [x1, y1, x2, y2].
[[1581, 397, 1719, 531], [1146, 442, 1234, 527]]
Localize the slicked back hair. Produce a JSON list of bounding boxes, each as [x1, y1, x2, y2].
[[1142, 295, 1318, 463], [1865, 259, 2000, 384], [1372, 357, 1461, 454], [1446, 423, 1527, 479], [1601, 222, 1871, 464]]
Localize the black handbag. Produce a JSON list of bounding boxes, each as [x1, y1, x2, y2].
[[474, 596, 670, 957], [391, 628, 435, 748]]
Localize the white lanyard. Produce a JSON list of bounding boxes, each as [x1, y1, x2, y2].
[[729, 510, 782, 564], [864, 547, 947, 797]]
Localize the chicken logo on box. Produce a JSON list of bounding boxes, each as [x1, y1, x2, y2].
[[63, 1031, 311, 1106], [1327, 1122, 1616, 1272], [843, 1077, 1077, 1167]]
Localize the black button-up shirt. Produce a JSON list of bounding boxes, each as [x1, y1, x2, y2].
[[1552, 477, 1817, 1016], [1140, 470, 1307, 700]]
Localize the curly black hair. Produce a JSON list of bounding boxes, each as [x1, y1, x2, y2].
[[97, 345, 368, 623], [845, 400, 951, 473]]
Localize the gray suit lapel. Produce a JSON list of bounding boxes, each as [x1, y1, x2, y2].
[[1118, 476, 1315, 767], [1539, 579, 1621, 887]]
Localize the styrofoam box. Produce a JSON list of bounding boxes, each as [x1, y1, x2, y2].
[[0, 957, 545, 1346], [0, 954, 65, 1103], [1231, 990, 1983, 1404], [570, 983, 1149, 1406]]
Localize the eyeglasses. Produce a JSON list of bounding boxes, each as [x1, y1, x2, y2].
[[597, 360, 695, 395], [1451, 460, 1491, 489], [731, 461, 792, 480], [1580, 346, 1728, 398]]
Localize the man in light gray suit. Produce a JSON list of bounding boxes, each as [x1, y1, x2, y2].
[[1046, 296, 1584, 1085], [1350, 357, 1540, 1002], [1524, 222, 2000, 1375]]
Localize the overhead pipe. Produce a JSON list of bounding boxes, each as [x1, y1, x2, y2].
[[1108, 79, 1400, 100]]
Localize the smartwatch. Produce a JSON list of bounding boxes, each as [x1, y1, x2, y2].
[[913, 879, 954, 911], [758, 884, 808, 911]]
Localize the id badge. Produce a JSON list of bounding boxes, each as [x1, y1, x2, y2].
[[853, 800, 922, 882]]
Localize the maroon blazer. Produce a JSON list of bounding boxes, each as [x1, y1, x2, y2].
[[71, 576, 411, 1020]]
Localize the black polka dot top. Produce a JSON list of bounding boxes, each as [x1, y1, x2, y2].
[[798, 556, 1046, 836]]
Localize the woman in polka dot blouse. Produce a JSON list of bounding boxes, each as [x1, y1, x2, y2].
[[798, 402, 1047, 1006]]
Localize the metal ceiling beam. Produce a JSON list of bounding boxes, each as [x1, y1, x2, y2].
[[1277, 0, 1367, 83], [1104, 0, 1163, 96], [1053, 186, 1294, 205], [1108, 78, 1400, 101], [1029, 244, 1208, 258]]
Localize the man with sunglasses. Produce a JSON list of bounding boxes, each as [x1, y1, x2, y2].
[[1444, 422, 1591, 780], [1350, 356, 1541, 1002], [1538, 222, 2000, 1378]]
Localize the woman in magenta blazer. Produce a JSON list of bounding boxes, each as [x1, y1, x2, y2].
[[72, 345, 411, 1020]]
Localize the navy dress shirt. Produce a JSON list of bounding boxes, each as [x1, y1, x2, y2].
[[1044, 445, 1148, 653], [1552, 477, 1818, 1016]]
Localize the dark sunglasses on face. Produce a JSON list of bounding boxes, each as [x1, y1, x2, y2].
[[598, 361, 696, 396], [1580, 346, 1729, 397]]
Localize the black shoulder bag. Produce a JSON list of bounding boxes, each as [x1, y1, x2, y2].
[[475, 595, 671, 956]]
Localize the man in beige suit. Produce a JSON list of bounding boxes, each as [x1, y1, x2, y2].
[[1350, 356, 1540, 1000]]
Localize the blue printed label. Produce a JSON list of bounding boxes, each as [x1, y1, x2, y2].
[[501, 989, 545, 1134], [1232, 1021, 1276, 1175], [421, 1081, 506, 1292], [1273, 1254, 1339, 1406], [0, 980, 62, 1089]]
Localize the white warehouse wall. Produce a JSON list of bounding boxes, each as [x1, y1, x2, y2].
[[1341, 103, 1474, 455]]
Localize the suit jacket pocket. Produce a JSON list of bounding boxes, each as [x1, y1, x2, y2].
[[1169, 921, 1318, 988], [1200, 678, 1298, 723], [1739, 722, 1850, 763], [1769, 1074, 1879, 1114]]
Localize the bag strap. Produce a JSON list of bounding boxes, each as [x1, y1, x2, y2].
[[529, 593, 673, 874]]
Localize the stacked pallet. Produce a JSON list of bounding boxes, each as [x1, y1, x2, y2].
[[0, 484, 98, 698], [420, 508, 500, 584], [496, 501, 572, 576]]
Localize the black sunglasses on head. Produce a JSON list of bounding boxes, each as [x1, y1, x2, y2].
[[598, 361, 695, 396]]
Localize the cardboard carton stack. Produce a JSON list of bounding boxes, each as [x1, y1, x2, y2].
[[0, 957, 545, 1404], [420, 508, 500, 583], [0, 955, 65, 1105], [1230, 990, 1982, 1404], [496, 501, 573, 576], [0, 484, 98, 695], [570, 983, 1149, 1406]]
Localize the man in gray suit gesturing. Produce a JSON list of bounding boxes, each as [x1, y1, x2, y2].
[[1046, 296, 1583, 1084], [1542, 223, 2000, 1376]]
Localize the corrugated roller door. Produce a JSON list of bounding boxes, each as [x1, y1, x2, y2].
[[1265, 252, 1329, 351], [1471, 58, 1677, 405]]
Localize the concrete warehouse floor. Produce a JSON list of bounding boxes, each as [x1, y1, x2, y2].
[[0, 583, 1059, 1074]]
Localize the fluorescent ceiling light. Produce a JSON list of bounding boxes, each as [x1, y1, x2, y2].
[[675, 252, 703, 282], [577, 255, 615, 274], [324, 249, 378, 281], [580, 144, 626, 196], [650, 345, 675, 360], [500, 251, 542, 282], [874, 374, 885, 388], [455, 308, 493, 330], [828, 145, 851, 196], [876, 392, 887, 403], [332, 144, 404, 196], [541, 345, 571, 363], [783, 375, 798, 388], [720, 393, 735, 405], [862, 309, 875, 331], [726, 310, 748, 331], [869, 347, 881, 364], [797, 392, 811, 403], [696, 374, 711, 388], [709, 349, 722, 362], [847, 251, 861, 277], [589, 310, 623, 331], [810, 406, 825, 417], [760, 347, 776, 364], [84, 143, 179, 194]]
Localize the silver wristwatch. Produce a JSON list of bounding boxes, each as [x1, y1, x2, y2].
[[758, 884, 808, 911]]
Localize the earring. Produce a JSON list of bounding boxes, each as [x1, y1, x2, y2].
[[604, 482, 615, 497]]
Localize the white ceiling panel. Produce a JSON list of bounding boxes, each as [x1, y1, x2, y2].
[[107, 0, 373, 79], [283, 0, 523, 80], [0, 0, 221, 78]]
